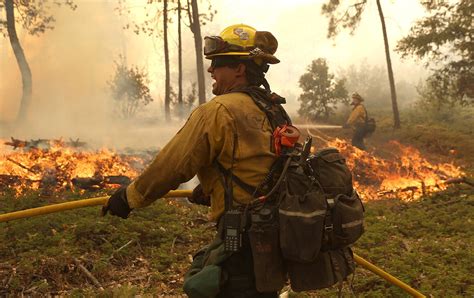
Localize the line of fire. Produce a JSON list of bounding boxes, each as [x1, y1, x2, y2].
[[0, 136, 467, 199]]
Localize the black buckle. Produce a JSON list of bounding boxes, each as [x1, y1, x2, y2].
[[325, 224, 333, 232]]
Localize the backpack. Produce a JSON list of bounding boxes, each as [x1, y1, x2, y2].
[[362, 106, 376, 136], [220, 87, 364, 292]]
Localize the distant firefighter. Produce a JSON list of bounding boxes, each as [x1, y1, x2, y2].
[[344, 92, 370, 150]]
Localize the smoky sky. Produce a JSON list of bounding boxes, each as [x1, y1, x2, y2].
[[0, 0, 428, 148]]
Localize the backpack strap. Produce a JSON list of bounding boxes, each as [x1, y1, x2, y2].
[[214, 133, 239, 211], [214, 160, 261, 197], [361, 105, 369, 123], [214, 86, 293, 203], [231, 86, 292, 130]]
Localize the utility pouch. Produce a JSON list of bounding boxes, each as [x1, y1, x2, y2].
[[326, 192, 365, 250], [279, 185, 327, 262], [184, 245, 222, 298], [248, 206, 286, 292], [183, 264, 222, 298], [183, 238, 232, 298], [287, 246, 355, 292]]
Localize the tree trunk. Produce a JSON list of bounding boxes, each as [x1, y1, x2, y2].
[[376, 0, 400, 129], [190, 0, 206, 104], [5, 0, 32, 122], [178, 0, 183, 117], [163, 0, 171, 120]]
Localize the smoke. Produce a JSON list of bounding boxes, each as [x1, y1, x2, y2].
[[1, 0, 430, 149], [0, 1, 196, 149]]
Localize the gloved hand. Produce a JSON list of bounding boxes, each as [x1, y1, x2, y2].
[[188, 184, 211, 206], [102, 187, 133, 219], [342, 123, 350, 129]]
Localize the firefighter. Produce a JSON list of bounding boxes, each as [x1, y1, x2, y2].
[[102, 24, 282, 297], [344, 92, 368, 150]]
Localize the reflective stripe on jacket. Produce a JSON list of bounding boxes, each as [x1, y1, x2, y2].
[[126, 91, 276, 221]]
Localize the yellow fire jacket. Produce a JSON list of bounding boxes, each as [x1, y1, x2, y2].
[[126, 92, 276, 221], [346, 104, 367, 128]]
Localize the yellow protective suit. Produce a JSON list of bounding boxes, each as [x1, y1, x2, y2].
[[346, 104, 367, 128], [126, 92, 276, 221]]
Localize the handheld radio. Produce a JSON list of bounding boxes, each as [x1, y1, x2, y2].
[[223, 209, 243, 252]]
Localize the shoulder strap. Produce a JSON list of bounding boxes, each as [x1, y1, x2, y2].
[[361, 105, 369, 123], [231, 86, 292, 129], [214, 160, 261, 197], [215, 87, 292, 205]]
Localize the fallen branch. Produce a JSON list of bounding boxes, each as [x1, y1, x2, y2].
[[109, 240, 135, 261], [4, 137, 28, 149], [377, 186, 418, 196], [73, 258, 104, 291], [170, 236, 178, 253], [444, 177, 474, 187], [71, 175, 131, 190], [6, 158, 38, 174]]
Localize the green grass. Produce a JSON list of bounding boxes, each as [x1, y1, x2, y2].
[[0, 190, 214, 296], [1, 186, 473, 296]]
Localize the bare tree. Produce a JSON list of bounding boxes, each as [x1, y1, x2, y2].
[[1, 0, 76, 122], [322, 0, 401, 128], [117, 0, 215, 115], [186, 0, 205, 104], [177, 0, 183, 116], [4, 0, 31, 122], [376, 0, 399, 128], [163, 0, 171, 120]]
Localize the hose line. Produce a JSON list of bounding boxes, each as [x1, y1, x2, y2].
[[0, 190, 192, 223], [353, 254, 426, 297]]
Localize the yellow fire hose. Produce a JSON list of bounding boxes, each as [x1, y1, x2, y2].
[[0, 190, 193, 223], [353, 254, 425, 297], [0, 191, 425, 297]]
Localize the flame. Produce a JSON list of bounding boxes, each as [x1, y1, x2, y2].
[[0, 138, 465, 200], [326, 139, 464, 200], [0, 140, 147, 196]]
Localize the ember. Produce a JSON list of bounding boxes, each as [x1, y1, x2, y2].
[[326, 139, 464, 200], [0, 138, 150, 196]]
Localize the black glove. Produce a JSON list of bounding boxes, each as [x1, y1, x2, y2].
[[188, 184, 211, 206], [342, 123, 350, 129], [102, 187, 133, 219]]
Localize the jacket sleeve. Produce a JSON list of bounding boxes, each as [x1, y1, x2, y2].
[[126, 102, 235, 208]]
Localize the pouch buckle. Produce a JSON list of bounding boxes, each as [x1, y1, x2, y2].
[[325, 224, 334, 232]]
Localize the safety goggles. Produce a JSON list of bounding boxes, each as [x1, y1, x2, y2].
[[204, 36, 253, 56], [210, 56, 242, 69]]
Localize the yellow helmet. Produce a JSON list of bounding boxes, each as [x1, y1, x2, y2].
[[204, 24, 280, 64], [351, 92, 364, 102]]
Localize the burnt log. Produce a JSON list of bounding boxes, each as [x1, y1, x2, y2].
[[71, 177, 104, 191], [71, 175, 131, 190], [104, 175, 132, 186], [4, 137, 28, 149]]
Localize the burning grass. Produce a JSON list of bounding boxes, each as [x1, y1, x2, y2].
[[0, 139, 151, 196], [327, 139, 465, 200], [0, 137, 466, 201]]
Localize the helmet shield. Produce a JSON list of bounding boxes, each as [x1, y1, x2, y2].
[[204, 36, 227, 56], [204, 24, 280, 64]]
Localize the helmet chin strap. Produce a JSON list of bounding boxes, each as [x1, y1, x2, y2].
[[262, 78, 271, 92], [260, 63, 271, 92]]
